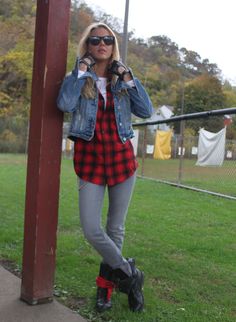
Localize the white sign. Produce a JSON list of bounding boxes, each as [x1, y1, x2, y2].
[[146, 145, 154, 154]]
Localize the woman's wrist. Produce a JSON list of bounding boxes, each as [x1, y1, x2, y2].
[[79, 63, 88, 72], [122, 71, 132, 82]]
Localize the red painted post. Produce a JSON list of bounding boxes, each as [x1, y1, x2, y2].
[[20, 0, 71, 304]]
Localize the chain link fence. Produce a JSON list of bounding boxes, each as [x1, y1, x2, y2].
[[133, 108, 236, 200]]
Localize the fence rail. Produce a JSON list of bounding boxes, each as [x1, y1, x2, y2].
[[134, 107, 236, 126]]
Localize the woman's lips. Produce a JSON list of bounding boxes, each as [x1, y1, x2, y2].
[[98, 49, 106, 54]]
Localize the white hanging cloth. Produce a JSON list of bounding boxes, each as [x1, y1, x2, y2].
[[196, 127, 226, 166]]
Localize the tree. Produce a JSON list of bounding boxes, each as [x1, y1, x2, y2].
[[180, 48, 202, 74], [176, 74, 226, 133], [0, 0, 35, 19], [70, 2, 94, 41], [148, 35, 179, 59], [222, 81, 236, 107]]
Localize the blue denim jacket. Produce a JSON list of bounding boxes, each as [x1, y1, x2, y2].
[[57, 68, 153, 143]]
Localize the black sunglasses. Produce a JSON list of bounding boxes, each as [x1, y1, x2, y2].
[[87, 36, 115, 46]]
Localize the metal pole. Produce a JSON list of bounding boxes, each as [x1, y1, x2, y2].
[[121, 0, 129, 63], [133, 107, 236, 127], [178, 85, 185, 184], [141, 126, 147, 177], [21, 0, 71, 304]]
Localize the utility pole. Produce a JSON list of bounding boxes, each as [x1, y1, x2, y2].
[[121, 0, 130, 63]]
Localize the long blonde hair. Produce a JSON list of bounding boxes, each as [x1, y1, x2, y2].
[[78, 22, 120, 99]]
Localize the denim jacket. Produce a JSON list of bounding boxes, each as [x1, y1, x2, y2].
[[57, 67, 154, 143]]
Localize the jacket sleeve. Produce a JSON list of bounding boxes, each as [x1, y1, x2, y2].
[[127, 77, 154, 118], [57, 71, 90, 113]]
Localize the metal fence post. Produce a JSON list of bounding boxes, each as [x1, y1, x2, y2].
[[178, 120, 185, 184], [141, 126, 147, 176], [178, 85, 185, 184]]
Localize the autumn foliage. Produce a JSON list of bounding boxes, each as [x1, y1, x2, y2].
[[0, 0, 236, 152]]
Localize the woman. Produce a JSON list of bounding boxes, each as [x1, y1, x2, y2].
[[57, 22, 153, 313]]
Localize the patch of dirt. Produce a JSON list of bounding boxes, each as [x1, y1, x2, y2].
[[64, 296, 88, 310], [0, 258, 22, 278]]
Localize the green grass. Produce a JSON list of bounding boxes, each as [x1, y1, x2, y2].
[[1, 154, 236, 321], [137, 158, 236, 197]]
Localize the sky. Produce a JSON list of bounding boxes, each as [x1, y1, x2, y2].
[[84, 0, 236, 85]]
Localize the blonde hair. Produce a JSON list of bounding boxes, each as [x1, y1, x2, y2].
[[78, 22, 120, 99]]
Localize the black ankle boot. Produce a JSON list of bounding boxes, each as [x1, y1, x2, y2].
[[96, 263, 115, 312], [113, 258, 144, 312]]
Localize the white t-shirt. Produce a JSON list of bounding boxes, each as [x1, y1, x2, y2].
[[96, 77, 107, 104], [78, 70, 135, 106]]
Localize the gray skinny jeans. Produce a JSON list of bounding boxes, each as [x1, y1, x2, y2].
[[78, 173, 136, 276]]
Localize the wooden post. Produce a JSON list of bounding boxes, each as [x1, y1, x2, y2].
[[20, 0, 71, 304]]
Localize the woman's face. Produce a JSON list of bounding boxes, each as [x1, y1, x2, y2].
[[87, 27, 114, 63]]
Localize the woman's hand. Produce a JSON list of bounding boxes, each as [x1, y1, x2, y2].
[[108, 60, 132, 81], [78, 54, 95, 72]]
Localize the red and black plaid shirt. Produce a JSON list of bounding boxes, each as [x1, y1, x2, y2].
[[73, 84, 138, 186]]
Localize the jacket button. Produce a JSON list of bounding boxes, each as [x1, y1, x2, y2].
[[123, 137, 126, 142]]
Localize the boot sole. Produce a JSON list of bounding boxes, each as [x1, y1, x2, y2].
[[129, 270, 144, 312], [96, 305, 112, 313]]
